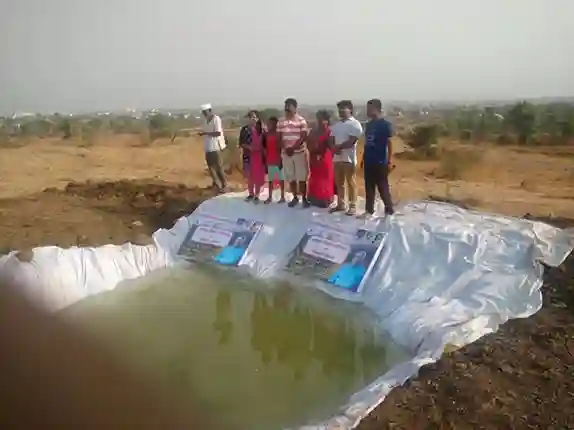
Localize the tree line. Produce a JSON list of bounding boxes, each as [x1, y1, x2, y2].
[[406, 101, 574, 152], [1, 102, 573, 148]]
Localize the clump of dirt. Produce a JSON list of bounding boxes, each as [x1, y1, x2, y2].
[[58, 179, 216, 229], [0, 180, 216, 251]]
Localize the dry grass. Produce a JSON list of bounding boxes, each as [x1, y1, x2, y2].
[[0, 134, 573, 218], [436, 146, 484, 180]]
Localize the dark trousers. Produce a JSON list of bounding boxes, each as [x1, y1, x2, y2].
[[205, 150, 227, 190], [364, 164, 394, 214]]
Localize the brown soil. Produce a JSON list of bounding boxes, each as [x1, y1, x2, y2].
[[359, 235, 574, 430], [1, 135, 573, 429]]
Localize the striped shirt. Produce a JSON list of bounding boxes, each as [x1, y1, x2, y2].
[[278, 114, 308, 152]]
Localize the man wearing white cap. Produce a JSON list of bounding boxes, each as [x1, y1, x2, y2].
[[198, 103, 228, 193]]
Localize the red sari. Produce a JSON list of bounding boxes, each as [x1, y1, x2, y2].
[[307, 126, 334, 207]]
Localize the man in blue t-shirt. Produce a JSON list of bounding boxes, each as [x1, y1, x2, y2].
[[361, 99, 395, 216]]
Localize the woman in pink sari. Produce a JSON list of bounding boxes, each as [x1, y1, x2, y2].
[[239, 110, 266, 203], [307, 110, 334, 208]]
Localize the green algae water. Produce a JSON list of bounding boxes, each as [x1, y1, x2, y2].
[[62, 266, 409, 430]]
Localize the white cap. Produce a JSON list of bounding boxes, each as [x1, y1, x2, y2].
[[200, 103, 212, 111]]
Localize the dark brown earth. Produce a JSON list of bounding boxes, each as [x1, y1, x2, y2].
[[1, 179, 572, 430]]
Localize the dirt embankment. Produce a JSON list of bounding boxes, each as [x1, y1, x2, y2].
[[0, 180, 216, 252]]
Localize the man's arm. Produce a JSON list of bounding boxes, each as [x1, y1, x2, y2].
[[339, 135, 359, 150], [292, 118, 309, 151], [387, 122, 394, 165], [203, 116, 223, 137], [339, 121, 363, 149], [276, 122, 285, 150], [327, 129, 336, 150]]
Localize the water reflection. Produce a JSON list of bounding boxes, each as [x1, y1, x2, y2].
[[68, 268, 405, 430], [213, 290, 232, 345], [247, 285, 386, 388]]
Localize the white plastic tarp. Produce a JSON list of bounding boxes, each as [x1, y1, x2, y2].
[[0, 190, 572, 429]]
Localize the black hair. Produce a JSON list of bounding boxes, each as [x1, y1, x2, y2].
[[336, 100, 354, 111], [246, 110, 263, 134], [367, 99, 383, 111], [284, 98, 298, 108], [268, 116, 279, 124], [316, 109, 331, 121]]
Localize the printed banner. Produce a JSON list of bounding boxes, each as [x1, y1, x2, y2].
[[286, 222, 386, 293], [178, 214, 263, 266]]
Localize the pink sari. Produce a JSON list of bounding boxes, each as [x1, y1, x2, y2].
[[248, 126, 266, 196], [307, 127, 334, 206]]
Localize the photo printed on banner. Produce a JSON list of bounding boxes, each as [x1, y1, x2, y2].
[[285, 222, 386, 293], [178, 215, 263, 267]]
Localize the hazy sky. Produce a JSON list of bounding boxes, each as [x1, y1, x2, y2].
[[1, 0, 573, 114]]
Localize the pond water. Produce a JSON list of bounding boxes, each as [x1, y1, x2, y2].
[[62, 266, 409, 430]]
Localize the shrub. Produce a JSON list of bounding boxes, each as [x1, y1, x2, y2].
[[408, 124, 439, 149], [405, 124, 441, 159], [495, 134, 514, 145], [58, 118, 72, 139], [505, 101, 536, 145], [459, 129, 472, 141], [437, 147, 483, 180], [258, 108, 282, 121]]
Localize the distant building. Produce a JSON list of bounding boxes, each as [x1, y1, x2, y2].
[[11, 112, 36, 119]]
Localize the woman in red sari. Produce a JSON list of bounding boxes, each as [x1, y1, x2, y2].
[[307, 110, 334, 208]]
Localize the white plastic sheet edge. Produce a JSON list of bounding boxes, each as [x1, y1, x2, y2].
[[0, 190, 572, 430]]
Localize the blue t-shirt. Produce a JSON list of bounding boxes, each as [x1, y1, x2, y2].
[[364, 118, 393, 166], [214, 246, 246, 265], [328, 263, 367, 291]]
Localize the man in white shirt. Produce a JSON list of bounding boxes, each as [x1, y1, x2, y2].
[[198, 104, 228, 193], [329, 100, 363, 216]]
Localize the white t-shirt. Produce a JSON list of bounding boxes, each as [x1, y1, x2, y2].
[[202, 114, 226, 152], [330, 117, 363, 164]]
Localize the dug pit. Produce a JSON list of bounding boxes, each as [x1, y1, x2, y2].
[[62, 266, 410, 430]]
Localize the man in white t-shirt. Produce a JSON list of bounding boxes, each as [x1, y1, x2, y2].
[[329, 100, 363, 215], [198, 103, 227, 193]]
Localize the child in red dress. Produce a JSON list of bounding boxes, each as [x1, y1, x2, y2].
[[264, 116, 286, 204]]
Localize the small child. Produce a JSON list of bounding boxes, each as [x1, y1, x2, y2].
[[263, 117, 286, 204]]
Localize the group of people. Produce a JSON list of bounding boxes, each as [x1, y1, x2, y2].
[[199, 97, 395, 218]]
